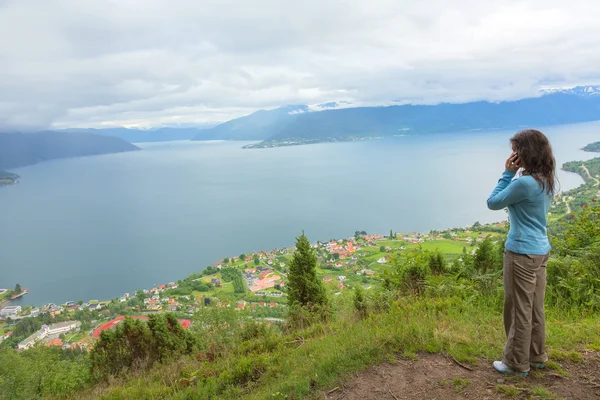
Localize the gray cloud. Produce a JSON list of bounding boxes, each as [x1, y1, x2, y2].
[[1, 0, 600, 129]]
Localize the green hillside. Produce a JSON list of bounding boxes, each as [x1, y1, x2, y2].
[[0, 132, 140, 170], [583, 141, 600, 152]]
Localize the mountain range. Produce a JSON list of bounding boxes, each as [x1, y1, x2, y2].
[[0, 132, 139, 170], [57, 126, 214, 143], [191, 85, 600, 146], [1, 85, 599, 171]]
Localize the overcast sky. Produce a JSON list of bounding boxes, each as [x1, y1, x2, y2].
[[1, 0, 599, 130]]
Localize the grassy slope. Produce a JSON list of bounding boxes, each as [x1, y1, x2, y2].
[[90, 297, 600, 400]]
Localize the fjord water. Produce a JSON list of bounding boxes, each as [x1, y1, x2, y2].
[[1, 122, 598, 306]]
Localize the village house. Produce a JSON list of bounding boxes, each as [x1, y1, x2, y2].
[[18, 321, 81, 351], [167, 304, 178, 312], [0, 331, 12, 344], [49, 307, 63, 317], [45, 338, 63, 348], [0, 305, 21, 318]]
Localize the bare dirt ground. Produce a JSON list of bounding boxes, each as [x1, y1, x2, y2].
[[326, 353, 600, 400]]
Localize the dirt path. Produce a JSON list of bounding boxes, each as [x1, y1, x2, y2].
[[326, 353, 600, 400], [582, 165, 600, 186]]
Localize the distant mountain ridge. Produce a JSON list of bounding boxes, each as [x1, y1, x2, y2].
[[540, 85, 600, 96], [192, 85, 600, 146], [0, 132, 139, 170], [58, 126, 214, 143], [191, 105, 310, 141]]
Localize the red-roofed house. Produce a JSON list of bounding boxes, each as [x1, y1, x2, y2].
[[260, 270, 273, 280], [269, 302, 277, 308], [46, 338, 63, 347]]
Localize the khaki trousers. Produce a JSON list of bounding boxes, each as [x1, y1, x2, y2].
[[502, 249, 549, 372]]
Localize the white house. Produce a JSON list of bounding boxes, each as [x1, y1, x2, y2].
[[0, 305, 21, 318], [377, 257, 387, 264], [17, 321, 81, 350], [18, 330, 46, 350], [47, 321, 81, 336]]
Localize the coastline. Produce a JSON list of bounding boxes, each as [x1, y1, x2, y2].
[[3, 148, 598, 312]]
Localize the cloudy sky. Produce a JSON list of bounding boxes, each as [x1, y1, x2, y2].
[[1, 0, 600, 130]]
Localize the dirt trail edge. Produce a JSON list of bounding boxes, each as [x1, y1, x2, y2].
[[325, 353, 600, 400]]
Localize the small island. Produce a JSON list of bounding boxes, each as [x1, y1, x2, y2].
[[243, 135, 388, 149], [583, 141, 600, 152], [0, 170, 19, 187]]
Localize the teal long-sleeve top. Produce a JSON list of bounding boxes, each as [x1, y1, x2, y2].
[[487, 170, 552, 255]]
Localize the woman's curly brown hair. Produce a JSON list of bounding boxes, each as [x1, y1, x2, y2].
[[510, 129, 557, 195]]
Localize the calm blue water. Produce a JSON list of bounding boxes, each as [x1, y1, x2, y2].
[[1, 122, 599, 306]]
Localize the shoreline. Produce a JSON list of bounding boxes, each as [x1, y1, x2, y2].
[[5, 150, 597, 311]]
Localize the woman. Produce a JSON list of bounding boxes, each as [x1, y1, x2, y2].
[[487, 129, 556, 376]]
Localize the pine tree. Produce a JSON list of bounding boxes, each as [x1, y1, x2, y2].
[[428, 252, 446, 275], [473, 237, 496, 272], [353, 285, 367, 318], [436, 252, 446, 274], [390, 229, 394, 239], [287, 232, 327, 308]]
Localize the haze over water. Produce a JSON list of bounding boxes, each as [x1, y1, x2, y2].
[[1, 122, 598, 306]]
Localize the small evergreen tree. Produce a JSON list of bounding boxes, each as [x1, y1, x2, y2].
[[429, 252, 446, 275], [473, 237, 497, 272], [389, 229, 394, 239], [353, 285, 367, 318], [287, 232, 327, 309]]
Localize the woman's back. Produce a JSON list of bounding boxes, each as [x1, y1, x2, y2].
[[504, 175, 552, 255]]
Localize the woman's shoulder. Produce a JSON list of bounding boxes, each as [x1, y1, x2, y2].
[[514, 175, 545, 193]]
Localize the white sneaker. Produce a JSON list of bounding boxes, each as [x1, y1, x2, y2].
[[493, 361, 528, 376]]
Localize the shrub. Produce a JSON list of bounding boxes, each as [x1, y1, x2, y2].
[[382, 250, 429, 295], [90, 313, 196, 381]]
